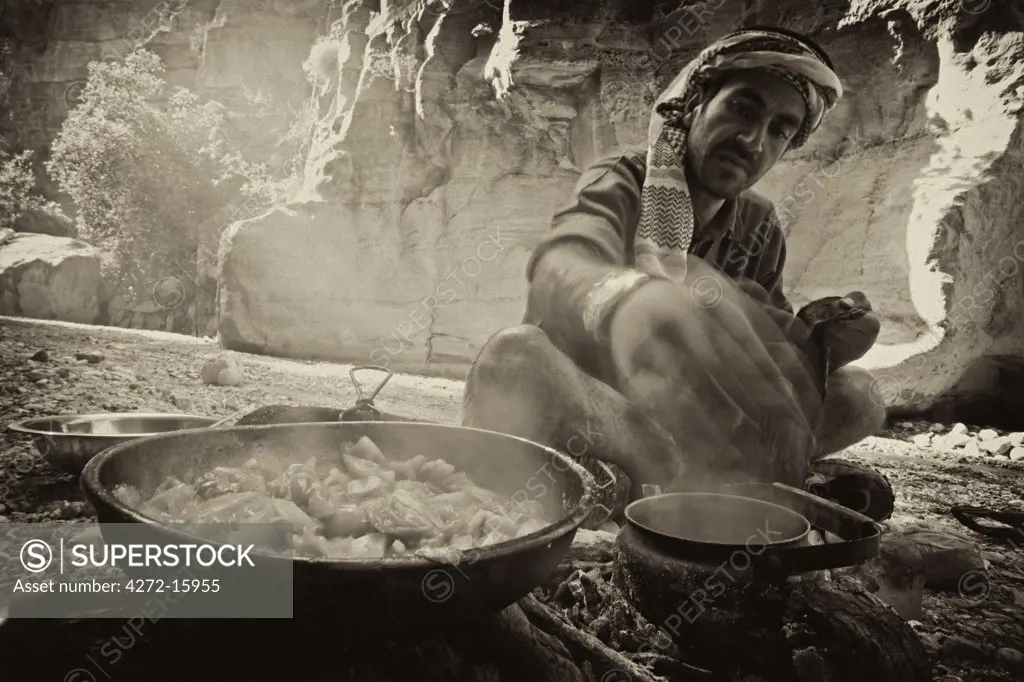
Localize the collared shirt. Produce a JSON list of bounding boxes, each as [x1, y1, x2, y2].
[[526, 148, 794, 313]]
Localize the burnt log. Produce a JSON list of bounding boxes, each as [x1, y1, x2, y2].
[[552, 529, 932, 681], [774, 574, 933, 682], [0, 601, 665, 682]]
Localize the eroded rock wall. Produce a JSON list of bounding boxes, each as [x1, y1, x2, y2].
[[4, 0, 1023, 426], [218, 0, 1024, 427], [0, 0, 323, 332]]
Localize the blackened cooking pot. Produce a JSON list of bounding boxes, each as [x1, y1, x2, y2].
[[617, 482, 880, 668]]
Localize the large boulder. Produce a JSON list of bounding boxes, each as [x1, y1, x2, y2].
[[218, 193, 533, 371], [0, 232, 102, 324]]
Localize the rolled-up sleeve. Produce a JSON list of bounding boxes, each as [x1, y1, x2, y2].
[[525, 153, 643, 281]]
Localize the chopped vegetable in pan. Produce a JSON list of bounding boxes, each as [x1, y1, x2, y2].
[[113, 435, 552, 559]]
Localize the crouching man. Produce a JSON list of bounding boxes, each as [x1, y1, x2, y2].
[[462, 28, 889, 519]]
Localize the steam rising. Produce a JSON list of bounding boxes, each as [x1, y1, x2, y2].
[[628, 493, 809, 547]]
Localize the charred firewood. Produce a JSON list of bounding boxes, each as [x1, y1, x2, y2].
[[520, 594, 712, 682]]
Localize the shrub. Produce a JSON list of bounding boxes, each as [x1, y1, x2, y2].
[[46, 50, 274, 298], [0, 149, 52, 231]]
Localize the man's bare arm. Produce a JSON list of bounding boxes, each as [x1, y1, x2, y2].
[[523, 153, 646, 353], [527, 241, 632, 353]]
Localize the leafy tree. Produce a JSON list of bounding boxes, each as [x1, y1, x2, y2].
[[46, 50, 275, 298], [0, 149, 51, 231]]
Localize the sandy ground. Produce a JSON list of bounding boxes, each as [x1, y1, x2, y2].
[[1, 316, 1023, 681]]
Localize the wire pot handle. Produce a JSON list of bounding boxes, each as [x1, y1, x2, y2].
[[350, 365, 393, 404]]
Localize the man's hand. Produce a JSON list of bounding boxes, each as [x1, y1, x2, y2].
[[818, 291, 880, 368], [604, 261, 824, 488]]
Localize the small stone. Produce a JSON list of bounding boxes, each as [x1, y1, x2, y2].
[[911, 433, 933, 447], [200, 353, 244, 387], [981, 435, 1010, 453], [947, 432, 971, 447], [30, 349, 49, 362], [846, 534, 926, 620], [1008, 499, 1024, 507], [75, 351, 104, 364], [34, 379, 48, 385], [977, 428, 998, 441], [942, 634, 983, 659], [993, 442, 1014, 458], [918, 632, 943, 653], [950, 423, 968, 435], [170, 392, 197, 412], [1007, 432, 1024, 445], [996, 647, 1024, 669], [962, 440, 982, 457], [0, 503, 6, 514], [56, 368, 70, 378], [898, 421, 915, 429], [929, 423, 946, 433], [57, 500, 87, 519], [26, 369, 47, 382], [886, 525, 986, 589], [934, 433, 971, 451], [1010, 447, 1024, 462]]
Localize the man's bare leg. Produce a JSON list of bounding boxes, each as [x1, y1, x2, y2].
[[461, 324, 681, 502], [808, 366, 894, 521], [813, 366, 886, 457]]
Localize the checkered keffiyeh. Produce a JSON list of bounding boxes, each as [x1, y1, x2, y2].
[[635, 29, 844, 283]]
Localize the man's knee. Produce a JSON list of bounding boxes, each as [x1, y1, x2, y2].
[[476, 324, 553, 364], [469, 325, 558, 384]]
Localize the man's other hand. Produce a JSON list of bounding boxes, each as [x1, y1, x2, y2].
[[820, 291, 880, 367]]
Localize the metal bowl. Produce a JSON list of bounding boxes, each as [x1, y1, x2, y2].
[[79, 421, 598, 630], [7, 413, 221, 475]]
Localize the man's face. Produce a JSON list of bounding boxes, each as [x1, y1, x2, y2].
[[685, 70, 807, 198]]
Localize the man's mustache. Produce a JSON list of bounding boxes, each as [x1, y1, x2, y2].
[[716, 143, 756, 172]]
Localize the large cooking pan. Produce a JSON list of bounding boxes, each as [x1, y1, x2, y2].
[[79, 421, 597, 632]]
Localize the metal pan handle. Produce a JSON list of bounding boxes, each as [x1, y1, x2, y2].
[[350, 365, 393, 403], [728, 482, 882, 575], [562, 457, 619, 525]]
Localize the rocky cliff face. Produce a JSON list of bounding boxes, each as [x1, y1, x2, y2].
[[3, 0, 1023, 427], [1, 0, 320, 161], [215, 0, 1024, 425], [1, 0, 323, 331]]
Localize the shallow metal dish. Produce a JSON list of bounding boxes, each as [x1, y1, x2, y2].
[[7, 413, 221, 475]]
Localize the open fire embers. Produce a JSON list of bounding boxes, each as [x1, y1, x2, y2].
[[616, 485, 884, 678], [539, 484, 932, 682], [615, 518, 809, 677]]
